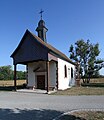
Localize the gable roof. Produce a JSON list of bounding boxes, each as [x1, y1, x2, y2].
[[11, 29, 76, 65]]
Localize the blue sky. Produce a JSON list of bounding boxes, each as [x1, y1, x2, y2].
[[0, 0, 104, 74]]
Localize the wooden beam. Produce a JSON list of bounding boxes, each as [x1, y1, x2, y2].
[[33, 67, 40, 72], [26, 64, 28, 85], [56, 62, 58, 90], [48, 53, 58, 61], [14, 64, 17, 91], [46, 61, 49, 93]]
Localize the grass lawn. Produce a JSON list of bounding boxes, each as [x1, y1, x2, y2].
[[52, 87, 104, 95], [59, 111, 104, 120]]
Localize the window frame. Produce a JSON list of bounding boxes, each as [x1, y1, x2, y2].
[[71, 67, 73, 78], [64, 65, 67, 78]]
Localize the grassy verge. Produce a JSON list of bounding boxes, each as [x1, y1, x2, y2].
[[52, 87, 104, 95], [0, 85, 26, 91], [59, 111, 104, 120]]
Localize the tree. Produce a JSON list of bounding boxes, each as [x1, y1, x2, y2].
[[0, 65, 26, 80], [69, 39, 104, 83], [17, 71, 26, 80], [0, 65, 13, 80]]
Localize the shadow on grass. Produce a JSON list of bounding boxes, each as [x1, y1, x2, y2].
[[0, 85, 24, 91], [0, 108, 62, 120], [81, 83, 104, 87], [58, 114, 86, 120], [0, 108, 86, 120]]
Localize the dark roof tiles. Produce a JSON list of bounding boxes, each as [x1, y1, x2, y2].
[[11, 29, 76, 65], [29, 30, 75, 65]]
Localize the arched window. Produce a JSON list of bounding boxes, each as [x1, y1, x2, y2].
[[71, 67, 73, 78], [64, 65, 67, 78]]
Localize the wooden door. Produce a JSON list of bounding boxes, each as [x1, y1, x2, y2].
[[37, 75, 45, 90]]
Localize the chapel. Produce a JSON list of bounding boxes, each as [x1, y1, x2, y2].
[[11, 11, 76, 92]]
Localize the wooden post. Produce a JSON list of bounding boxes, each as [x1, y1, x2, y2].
[[56, 62, 58, 90], [26, 64, 28, 85], [46, 61, 49, 93], [14, 64, 17, 91]]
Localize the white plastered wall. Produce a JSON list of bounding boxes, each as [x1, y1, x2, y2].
[[58, 58, 75, 90], [49, 61, 56, 88], [28, 61, 56, 88], [28, 62, 35, 87], [28, 61, 46, 87]]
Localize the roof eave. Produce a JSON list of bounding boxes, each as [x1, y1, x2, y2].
[[10, 29, 29, 58]]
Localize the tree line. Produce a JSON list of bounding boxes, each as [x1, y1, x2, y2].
[[0, 65, 26, 80]]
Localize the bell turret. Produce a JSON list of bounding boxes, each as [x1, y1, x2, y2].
[[36, 10, 48, 42]]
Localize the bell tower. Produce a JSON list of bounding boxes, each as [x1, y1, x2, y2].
[[36, 10, 48, 42]]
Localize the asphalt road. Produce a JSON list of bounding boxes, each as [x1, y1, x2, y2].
[[0, 92, 104, 120]]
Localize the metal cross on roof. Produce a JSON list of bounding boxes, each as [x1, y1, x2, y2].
[[39, 9, 44, 20]]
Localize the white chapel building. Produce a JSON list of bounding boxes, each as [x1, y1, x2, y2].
[[11, 17, 76, 92]]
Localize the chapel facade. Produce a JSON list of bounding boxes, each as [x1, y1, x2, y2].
[[11, 15, 76, 92]]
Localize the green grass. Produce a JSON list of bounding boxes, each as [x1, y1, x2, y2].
[[59, 111, 104, 120], [52, 87, 104, 95]]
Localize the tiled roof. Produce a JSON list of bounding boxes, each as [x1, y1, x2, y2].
[[29, 30, 76, 65]]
